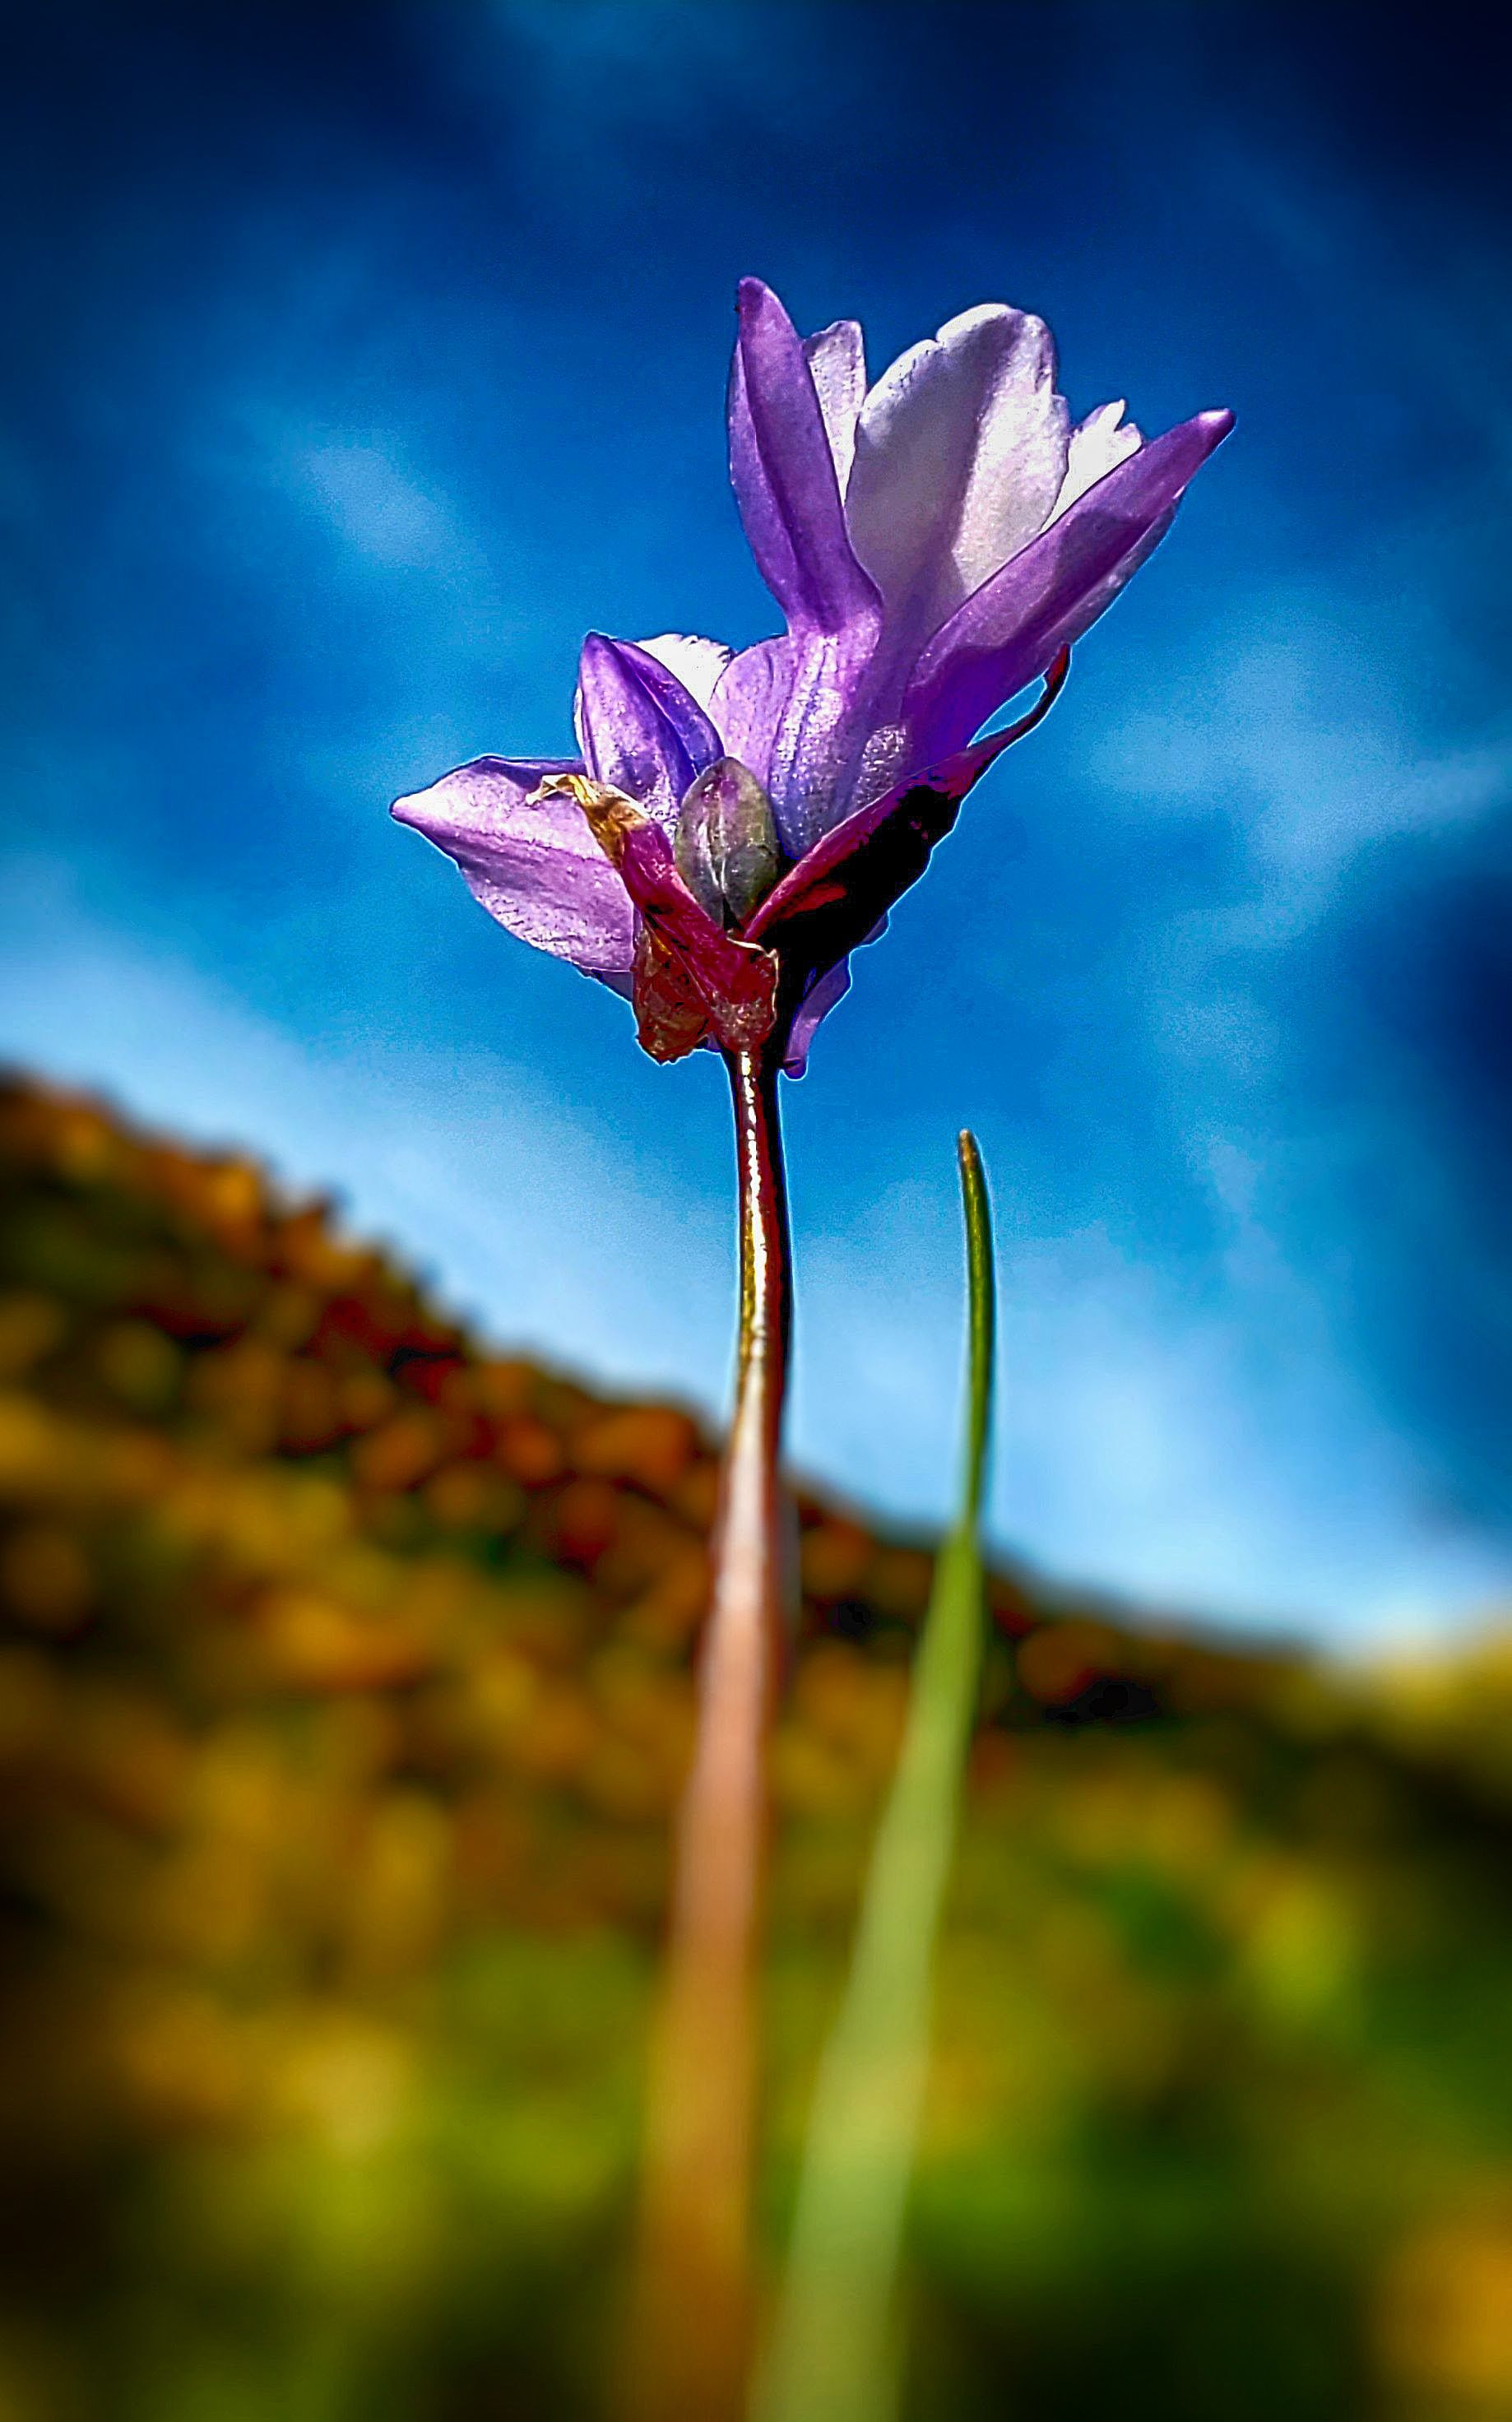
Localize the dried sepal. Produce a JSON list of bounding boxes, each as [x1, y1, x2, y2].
[[533, 771, 780, 1061], [633, 926, 714, 1063], [527, 772, 648, 863]]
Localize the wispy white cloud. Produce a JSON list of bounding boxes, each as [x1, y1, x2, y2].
[[1089, 583, 1512, 926], [799, 1177, 1509, 1645], [295, 439, 470, 571]]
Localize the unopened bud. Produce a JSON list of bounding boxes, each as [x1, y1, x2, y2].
[[675, 758, 782, 929]]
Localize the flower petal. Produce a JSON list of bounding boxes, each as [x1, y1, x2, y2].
[[728, 278, 881, 638], [709, 637, 790, 784], [636, 631, 734, 714], [1050, 399, 1143, 522], [574, 632, 722, 823], [781, 953, 856, 1076], [902, 409, 1234, 760], [804, 318, 866, 493], [392, 756, 635, 978], [710, 629, 877, 859], [845, 304, 1070, 656], [744, 655, 1068, 989]]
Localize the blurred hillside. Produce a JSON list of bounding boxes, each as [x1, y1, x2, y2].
[[1, 1071, 1510, 2422]]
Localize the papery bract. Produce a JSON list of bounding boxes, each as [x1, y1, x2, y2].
[[528, 772, 779, 1063]]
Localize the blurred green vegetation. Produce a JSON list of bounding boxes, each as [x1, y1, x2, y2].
[[1, 1072, 1510, 2422]]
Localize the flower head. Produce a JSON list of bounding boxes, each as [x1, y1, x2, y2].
[[395, 281, 1231, 1069]]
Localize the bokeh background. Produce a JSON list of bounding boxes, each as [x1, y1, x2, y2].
[[2, 1073, 1510, 2422], [3, 0, 1512, 1643], [2, 12, 1512, 2419]]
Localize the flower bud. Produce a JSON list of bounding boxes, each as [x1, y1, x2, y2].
[[675, 758, 782, 929]]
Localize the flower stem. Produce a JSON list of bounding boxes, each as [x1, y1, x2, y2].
[[755, 1131, 996, 2422], [621, 1043, 791, 2422]]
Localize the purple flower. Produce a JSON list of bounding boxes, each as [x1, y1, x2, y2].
[[394, 280, 1231, 1071]]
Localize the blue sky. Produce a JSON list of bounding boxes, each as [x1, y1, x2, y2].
[[3, 1, 1510, 1645]]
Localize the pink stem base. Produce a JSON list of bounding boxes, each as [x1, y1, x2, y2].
[[619, 1046, 791, 2422]]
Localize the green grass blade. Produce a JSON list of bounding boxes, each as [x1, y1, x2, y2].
[[755, 1132, 996, 2422]]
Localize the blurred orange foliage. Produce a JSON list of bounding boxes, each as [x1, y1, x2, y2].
[[1, 1073, 1510, 2422]]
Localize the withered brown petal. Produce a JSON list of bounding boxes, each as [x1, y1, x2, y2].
[[633, 927, 716, 1064], [618, 823, 779, 1057]]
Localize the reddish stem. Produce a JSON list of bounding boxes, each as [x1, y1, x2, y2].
[[620, 1043, 791, 2422]]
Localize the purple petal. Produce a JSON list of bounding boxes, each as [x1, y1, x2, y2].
[[902, 409, 1235, 761], [709, 637, 790, 783], [804, 318, 866, 492], [610, 636, 726, 783], [719, 286, 891, 851], [710, 629, 877, 860], [1051, 399, 1143, 518], [781, 954, 855, 1077], [635, 631, 733, 713], [728, 279, 881, 638], [574, 632, 722, 823], [744, 655, 1068, 986], [392, 756, 635, 978], [845, 304, 1070, 658]]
